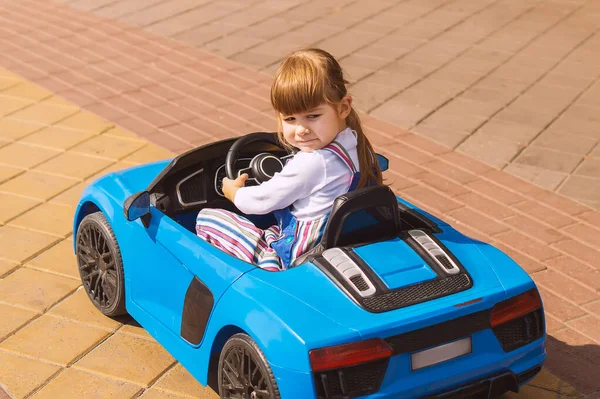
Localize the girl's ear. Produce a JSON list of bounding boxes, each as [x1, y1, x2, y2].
[[338, 95, 353, 119]]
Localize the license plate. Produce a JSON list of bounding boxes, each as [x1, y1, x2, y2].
[[411, 337, 472, 370]]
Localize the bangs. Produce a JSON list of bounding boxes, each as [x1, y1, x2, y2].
[[271, 58, 335, 115]]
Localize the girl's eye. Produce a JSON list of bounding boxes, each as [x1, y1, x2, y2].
[[283, 117, 295, 122], [307, 114, 321, 119]]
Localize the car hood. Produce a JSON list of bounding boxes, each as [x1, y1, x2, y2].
[[248, 226, 533, 336], [91, 160, 172, 202]]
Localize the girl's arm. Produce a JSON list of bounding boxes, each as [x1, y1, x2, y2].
[[231, 152, 326, 215]]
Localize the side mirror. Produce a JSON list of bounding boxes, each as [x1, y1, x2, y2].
[[376, 154, 389, 172], [124, 191, 151, 228]]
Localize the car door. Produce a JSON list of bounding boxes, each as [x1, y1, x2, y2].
[[126, 206, 254, 345]]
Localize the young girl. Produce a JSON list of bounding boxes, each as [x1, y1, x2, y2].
[[195, 48, 383, 271]]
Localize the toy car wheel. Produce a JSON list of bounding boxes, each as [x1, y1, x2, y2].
[[218, 333, 281, 399], [76, 211, 127, 317]]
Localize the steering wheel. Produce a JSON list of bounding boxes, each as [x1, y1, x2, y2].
[[225, 133, 286, 184]]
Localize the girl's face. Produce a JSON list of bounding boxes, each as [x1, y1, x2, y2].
[[280, 96, 352, 152]]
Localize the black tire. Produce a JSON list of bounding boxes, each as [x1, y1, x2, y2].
[[218, 333, 281, 399], [76, 211, 127, 317]]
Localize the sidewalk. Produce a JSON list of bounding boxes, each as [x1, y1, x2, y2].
[[0, 0, 599, 398], [70, 0, 600, 210], [0, 68, 580, 399]]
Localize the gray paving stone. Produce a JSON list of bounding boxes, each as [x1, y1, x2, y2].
[[457, 132, 525, 168], [503, 163, 568, 191], [515, 146, 584, 173], [75, 0, 600, 210]]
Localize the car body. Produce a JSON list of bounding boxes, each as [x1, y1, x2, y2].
[[73, 133, 546, 399]]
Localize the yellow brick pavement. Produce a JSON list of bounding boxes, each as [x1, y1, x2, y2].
[[0, 70, 580, 398]]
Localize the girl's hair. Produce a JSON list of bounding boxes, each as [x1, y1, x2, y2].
[[270, 48, 383, 188]]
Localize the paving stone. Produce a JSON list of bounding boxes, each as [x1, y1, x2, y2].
[[551, 328, 600, 367], [48, 162, 130, 209], [0, 259, 19, 277], [0, 76, 21, 91], [0, 96, 35, 117], [568, 315, 600, 344], [0, 267, 79, 312], [55, 112, 113, 133], [545, 313, 566, 334], [35, 152, 114, 180], [414, 118, 483, 149], [512, 201, 575, 229], [0, 352, 61, 399], [529, 371, 580, 397], [477, 119, 542, 146], [8, 202, 73, 237], [574, 158, 600, 178], [138, 389, 193, 399], [0, 225, 59, 264], [0, 303, 37, 341], [0, 118, 44, 141], [494, 230, 561, 263], [515, 147, 584, 174], [533, 128, 598, 156], [102, 126, 146, 141], [0, 314, 109, 366], [503, 163, 568, 191], [538, 287, 588, 322], [7, 102, 79, 125], [121, 144, 174, 165], [47, 288, 121, 332], [500, 383, 559, 398], [46, 180, 89, 209], [585, 300, 600, 317], [0, 168, 79, 201], [502, 214, 566, 245], [0, 142, 60, 169], [154, 363, 216, 398], [43, 95, 80, 109], [116, 321, 154, 341], [20, 125, 99, 150], [74, 333, 175, 386], [30, 368, 142, 399], [559, 175, 600, 204], [533, 269, 599, 306], [402, 185, 463, 214], [70, 135, 146, 160], [26, 239, 79, 280], [0, 82, 53, 102], [0, 193, 41, 225], [446, 206, 508, 236], [545, 336, 600, 395], [452, 191, 516, 220], [457, 133, 525, 168]]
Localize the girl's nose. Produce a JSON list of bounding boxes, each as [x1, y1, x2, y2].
[[296, 125, 309, 136]]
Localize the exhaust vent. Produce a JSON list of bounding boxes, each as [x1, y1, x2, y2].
[[409, 230, 460, 275], [323, 248, 376, 297]]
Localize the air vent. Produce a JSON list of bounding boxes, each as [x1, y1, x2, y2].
[[176, 169, 206, 206], [350, 275, 369, 291], [322, 248, 376, 297], [409, 230, 460, 275]]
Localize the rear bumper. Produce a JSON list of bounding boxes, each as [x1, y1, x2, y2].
[[373, 331, 546, 398], [428, 365, 542, 398], [272, 332, 545, 399]]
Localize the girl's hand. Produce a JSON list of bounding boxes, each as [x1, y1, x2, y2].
[[222, 173, 248, 202]]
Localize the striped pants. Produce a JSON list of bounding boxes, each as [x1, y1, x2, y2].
[[195, 208, 325, 271]]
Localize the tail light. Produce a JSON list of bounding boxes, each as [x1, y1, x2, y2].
[[490, 289, 542, 327], [309, 338, 393, 372]]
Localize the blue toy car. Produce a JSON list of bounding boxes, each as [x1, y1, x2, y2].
[[73, 132, 546, 399]]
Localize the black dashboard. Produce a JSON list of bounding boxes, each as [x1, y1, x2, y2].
[[146, 134, 289, 216]]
